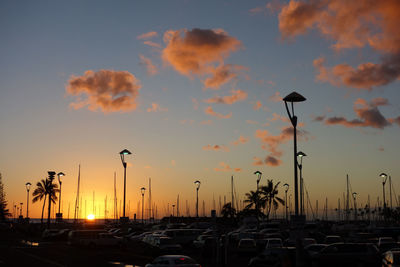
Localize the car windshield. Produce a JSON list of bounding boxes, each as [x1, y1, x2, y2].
[[160, 238, 174, 245]]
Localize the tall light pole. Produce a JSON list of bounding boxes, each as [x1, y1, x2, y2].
[[141, 187, 146, 224], [172, 204, 175, 217], [284, 183, 289, 222], [352, 192, 357, 221], [25, 182, 31, 219], [254, 171, 262, 191], [19, 202, 23, 217], [47, 171, 56, 228], [194, 180, 201, 218], [119, 149, 132, 222], [297, 151, 306, 216], [379, 173, 388, 219], [56, 172, 65, 222], [283, 92, 306, 217]]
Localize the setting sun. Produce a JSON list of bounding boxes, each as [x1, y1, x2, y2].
[[87, 214, 95, 220]]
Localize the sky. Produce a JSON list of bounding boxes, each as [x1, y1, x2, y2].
[[1, 0, 400, 219]]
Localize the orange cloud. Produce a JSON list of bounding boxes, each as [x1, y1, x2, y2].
[[231, 135, 249, 146], [162, 28, 243, 89], [147, 102, 167, 112], [268, 91, 282, 102], [137, 31, 158, 40], [203, 144, 229, 152], [280, 0, 400, 90], [139, 54, 158, 76], [204, 106, 232, 119], [143, 41, 161, 48], [253, 101, 262, 110], [214, 162, 241, 172], [269, 113, 290, 123], [253, 156, 282, 166], [66, 70, 141, 113], [204, 89, 248, 105], [320, 98, 393, 129]]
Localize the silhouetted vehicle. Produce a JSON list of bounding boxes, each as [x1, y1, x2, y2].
[[383, 250, 400, 267], [379, 237, 396, 246], [237, 238, 257, 254], [192, 234, 213, 248], [323, 235, 344, 244], [311, 243, 380, 267], [248, 247, 295, 267], [145, 255, 201, 267], [265, 238, 283, 249], [151, 236, 182, 253], [161, 229, 203, 245], [42, 229, 60, 240], [304, 244, 328, 257], [379, 242, 400, 253]]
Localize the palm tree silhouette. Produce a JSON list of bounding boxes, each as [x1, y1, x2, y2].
[[221, 202, 236, 219], [244, 190, 264, 215], [32, 179, 59, 225], [260, 180, 284, 220]]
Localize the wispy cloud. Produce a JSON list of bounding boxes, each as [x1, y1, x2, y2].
[[143, 41, 161, 48], [204, 106, 232, 119], [203, 144, 230, 152], [147, 102, 168, 112], [204, 89, 247, 105], [268, 91, 282, 102], [231, 135, 249, 146], [137, 31, 158, 40], [66, 70, 141, 113], [214, 162, 241, 172], [139, 54, 158, 76]]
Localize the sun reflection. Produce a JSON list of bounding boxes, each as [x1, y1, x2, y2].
[[87, 214, 95, 220]]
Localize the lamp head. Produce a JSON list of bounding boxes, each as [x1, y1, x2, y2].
[[297, 151, 307, 158], [254, 171, 262, 175], [379, 173, 387, 178], [283, 183, 289, 191], [25, 182, 31, 191], [283, 92, 306, 103], [120, 149, 132, 155], [194, 180, 201, 189], [141, 187, 146, 194]]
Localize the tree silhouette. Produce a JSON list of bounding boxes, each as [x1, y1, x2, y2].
[[32, 178, 59, 225], [221, 202, 236, 219], [260, 180, 285, 220], [244, 190, 265, 220], [0, 173, 11, 221]]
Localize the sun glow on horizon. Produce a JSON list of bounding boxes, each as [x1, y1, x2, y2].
[[87, 214, 95, 220]]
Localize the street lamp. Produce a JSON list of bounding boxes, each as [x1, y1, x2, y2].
[[297, 151, 306, 216], [25, 182, 31, 219], [284, 183, 289, 222], [172, 204, 175, 217], [141, 187, 146, 224], [283, 91, 306, 217], [254, 171, 262, 191], [119, 149, 132, 222], [379, 173, 388, 219], [194, 180, 201, 218], [56, 172, 65, 222], [19, 202, 23, 217]]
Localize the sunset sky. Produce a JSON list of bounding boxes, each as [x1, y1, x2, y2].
[[1, 0, 399, 219]]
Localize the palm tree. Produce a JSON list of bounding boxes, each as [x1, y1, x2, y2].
[[221, 202, 236, 219], [260, 180, 285, 220], [32, 179, 47, 224], [32, 179, 59, 225], [244, 190, 265, 216]]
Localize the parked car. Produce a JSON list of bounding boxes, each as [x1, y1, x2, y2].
[[379, 242, 400, 253], [237, 238, 257, 254], [248, 247, 295, 267], [323, 235, 344, 244], [145, 255, 201, 267], [383, 250, 400, 267], [193, 234, 213, 248], [311, 243, 380, 267], [152, 236, 182, 253], [265, 238, 283, 249], [379, 237, 396, 246]]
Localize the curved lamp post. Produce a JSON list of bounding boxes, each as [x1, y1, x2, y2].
[[57, 172, 65, 221], [283, 92, 306, 217], [352, 192, 358, 221], [297, 151, 306, 216], [25, 182, 31, 219], [254, 171, 262, 191], [379, 173, 388, 220], [141, 187, 146, 224], [119, 149, 132, 221], [284, 183, 289, 222], [194, 180, 201, 218]]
